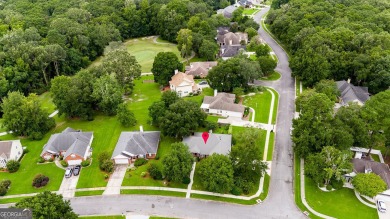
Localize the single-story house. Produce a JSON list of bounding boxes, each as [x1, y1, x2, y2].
[[111, 127, 160, 165], [183, 132, 232, 157], [220, 45, 246, 60], [185, 61, 218, 78], [41, 127, 93, 165], [217, 32, 248, 46], [351, 158, 390, 189], [217, 5, 237, 18], [201, 90, 245, 118], [336, 80, 370, 106], [0, 140, 23, 168], [169, 70, 200, 97]]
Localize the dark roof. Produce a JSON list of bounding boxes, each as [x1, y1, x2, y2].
[[217, 27, 230, 35], [111, 131, 161, 158], [202, 93, 245, 113], [41, 127, 93, 158], [183, 133, 232, 156], [223, 5, 237, 18], [217, 32, 248, 46], [336, 80, 370, 104], [239, 0, 253, 6], [0, 141, 12, 159], [220, 45, 246, 57], [352, 158, 390, 189]]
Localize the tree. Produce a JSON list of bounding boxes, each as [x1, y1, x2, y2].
[[161, 91, 180, 107], [100, 49, 141, 94], [92, 75, 123, 115], [159, 100, 207, 138], [245, 27, 258, 39], [314, 80, 340, 102], [305, 146, 352, 186], [230, 128, 267, 193], [353, 173, 387, 197], [176, 29, 193, 58], [148, 101, 166, 126], [15, 191, 78, 219], [255, 44, 271, 57], [1, 92, 55, 139], [117, 103, 137, 127], [162, 142, 193, 182], [258, 56, 277, 75], [6, 160, 20, 173], [148, 163, 163, 180], [197, 154, 234, 193], [292, 91, 334, 157], [199, 40, 219, 61], [152, 52, 183, 86]]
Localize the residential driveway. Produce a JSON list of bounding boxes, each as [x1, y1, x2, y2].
[[58, 173, 80, 198], [103, 165, 128, 195], [375, 194, 390, 219]]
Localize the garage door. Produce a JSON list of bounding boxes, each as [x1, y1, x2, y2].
[[67, 159, 82, 166], [114, 158, 129, 165]]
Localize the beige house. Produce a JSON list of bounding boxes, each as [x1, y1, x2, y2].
[[169, 70, 200, 97], [0, 140, 23, 168], [201, 90, 245, 118], [217, 32, 248, 46]]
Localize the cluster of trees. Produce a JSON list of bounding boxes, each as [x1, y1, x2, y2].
[[149, 91, 207, 138], [1, 91, 55, 139], [267, 0, 390, 93], [207, 56, 262, 92], [0, 0, 236, 101], [162, 142, 194, 183], [294, 86, 390, 158], [152, 52, 183, 86], [15, 191, 78, 219], [50, 49, 140, 120], [197, 129, 267, 194]]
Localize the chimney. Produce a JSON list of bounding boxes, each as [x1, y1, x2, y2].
[[214, 89, 218, 97], [174, 69, 178, 75], [140, 126, 143, 133], [347, 78, 351, 84], [209, 129, 213, 133]]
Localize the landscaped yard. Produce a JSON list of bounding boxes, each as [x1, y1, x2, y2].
[[79, 216, 125, 219], [75, 190, 104, 197], [243, 8, 259, 15], [38, 92, 56, 114], [260, 71, 281, 81], [305, 176, 378, 219], [184, 87, 213, 106], [243, 88, 278, 124]]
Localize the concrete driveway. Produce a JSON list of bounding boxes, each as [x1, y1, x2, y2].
[[103, 165, 128, 195], [375, 194, 390, 219], [58, 172, 80, 198]]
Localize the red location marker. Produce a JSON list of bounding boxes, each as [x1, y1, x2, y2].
[[202, 132, 209, 144]]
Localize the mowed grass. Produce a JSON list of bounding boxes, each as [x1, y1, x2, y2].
[[305, 176, 378, 219], [244, 89, 277, 124], [243, 8, 259, 15], [38, 92, 56, 113], [125, 37, 182, 72], [260, 71, 281, 81], [74, 190, 104, 197], [120, 190, 186, 197], [80, 216, 125, 219], [184, 87, 214, 106]]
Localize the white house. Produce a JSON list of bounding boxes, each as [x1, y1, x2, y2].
[[201, 90, 245, 118], [169, 70, 200, 97], [0, 140, 23, 168]]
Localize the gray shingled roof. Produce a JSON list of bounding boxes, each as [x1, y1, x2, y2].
[[0, 141, 12, 159], [41, 128, 93, 157], [221, 45, 246, 57], [203, 93, 245, 113], [336, 80, 370, 104], [223, 5, 237, 18], [185, 62, 218, 77], [183, 133, 232, 156], [352, 158, 390, 189], [111, 131, 161, 159]]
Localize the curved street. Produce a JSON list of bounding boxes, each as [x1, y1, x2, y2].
[[69, 7, 305, 218]]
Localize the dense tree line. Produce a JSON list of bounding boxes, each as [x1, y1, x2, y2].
[[267, 0, 390, 93]]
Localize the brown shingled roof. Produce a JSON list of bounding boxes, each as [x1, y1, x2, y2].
[[203, 93, 245, 113], [169, 72, 195, 87]]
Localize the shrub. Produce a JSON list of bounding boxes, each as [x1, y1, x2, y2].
[[353, 173, 387, 197], [60, 160, 68, 167], [155, 154, 160, 160], [6, 160, 20, 173], [148, 164, 163, 180], [140, 172, 147, 177], [59, 155, 63, 160], [134, 158, 148, 167], [205, 121, 218, 131], [32, 174, 49, 188], [98, 152, 110, 163], [0, 180, 11, 189], [48, 158, 54, 162], [0, 186, 7, 196], [182, 176, 191, 184], [104, 174, 109, 179], [30, 132, 43, 140], [37, 157, 45, 163], [23, 148, 29, 154], [100, 160, 114, 173], [81, 159, 90, 167], [326, 184, 333, 191], [231, 186, 242, 196], [331, 179, 344, 190]]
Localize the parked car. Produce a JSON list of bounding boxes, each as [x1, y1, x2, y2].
[[199, 81, 208, 85], [65, 167, 73, 178], [377, 200, 387, 213], [73, 165, 81, 176]]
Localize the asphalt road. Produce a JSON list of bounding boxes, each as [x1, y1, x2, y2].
[[69, 7, 305, 219]]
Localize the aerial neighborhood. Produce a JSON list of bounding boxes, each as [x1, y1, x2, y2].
[[0, 0, 389, 219]]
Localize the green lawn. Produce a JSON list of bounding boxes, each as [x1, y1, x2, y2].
[[305, 174, 378, 219], [260, 71, 281, 81], [243, 89, 278, 124], [259, 173, 270, 200], [189, 56, 208, 63], [0, 197, 26, 204], [184, 87, 213, 106], [371, 154, 380, 162], [267, 132, 275, 161], [190, 193, 258, 205], [38, 92, 56, 113], [75, 190, 104, 197], [0, 119, 5, 132], [120, 190, 186, 197], [80, 216, 125, 219], [150, 217, 178, 219], [243, 8, 259, 15]]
